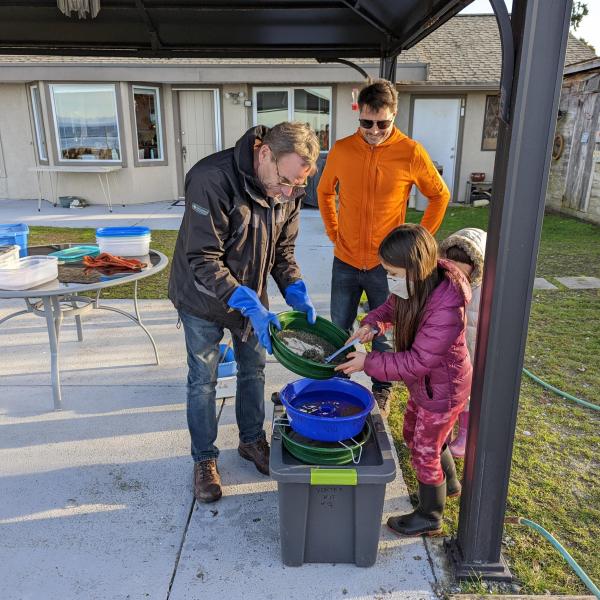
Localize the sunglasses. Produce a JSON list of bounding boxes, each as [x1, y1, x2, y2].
[[359, 119, 394, 130]]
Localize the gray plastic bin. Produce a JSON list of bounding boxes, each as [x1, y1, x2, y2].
[[270, 403, 396, 567]]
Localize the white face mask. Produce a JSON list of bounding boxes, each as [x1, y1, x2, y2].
[[387, 274, 409, 299]]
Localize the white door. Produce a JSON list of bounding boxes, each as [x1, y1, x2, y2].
[[178, 90, 220, 179], [412, 98, 461, 207]]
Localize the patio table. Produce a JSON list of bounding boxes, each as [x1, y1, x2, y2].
[[0, 244, 168, 410], [29, 165, 122, 213]]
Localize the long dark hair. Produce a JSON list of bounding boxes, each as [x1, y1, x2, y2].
[[379, 224, 440, 352]]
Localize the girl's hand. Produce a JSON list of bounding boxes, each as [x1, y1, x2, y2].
[[334, 351, 367, 375], [344, 325, 377, 345]]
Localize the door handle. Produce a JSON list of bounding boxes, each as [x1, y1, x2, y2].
[[182, 146, 187, 161]]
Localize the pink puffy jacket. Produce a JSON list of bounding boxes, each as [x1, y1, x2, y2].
[[363, 259, 472, 413]]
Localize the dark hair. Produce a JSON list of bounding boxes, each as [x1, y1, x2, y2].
[[379, 224, 440, 352], [358, 79, 398, 113], [444, 245, 473, 267]]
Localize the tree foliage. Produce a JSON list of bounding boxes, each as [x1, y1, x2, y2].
[[571, 1, 589, 31]]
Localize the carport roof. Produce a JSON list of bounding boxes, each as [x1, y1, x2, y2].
[[0, 0, 476, 59]]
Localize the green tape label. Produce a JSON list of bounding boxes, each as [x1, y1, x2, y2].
[[310, 468, 357, 486]]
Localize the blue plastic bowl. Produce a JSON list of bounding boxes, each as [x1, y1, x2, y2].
[[279, 378, 374, 442], [217, 343, 237, 378]]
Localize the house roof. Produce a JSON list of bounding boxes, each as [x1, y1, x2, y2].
[[395, 15, 596, 85], [563, 56, 600, 76], [0, 15, 595, 87]]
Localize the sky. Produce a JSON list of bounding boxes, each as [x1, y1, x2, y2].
[[460, 0, 599, 55]]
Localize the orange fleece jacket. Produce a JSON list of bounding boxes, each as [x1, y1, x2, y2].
[[317, 127, 450, 270]]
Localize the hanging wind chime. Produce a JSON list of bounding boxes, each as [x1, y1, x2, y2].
[[57, 0, 101, 19]]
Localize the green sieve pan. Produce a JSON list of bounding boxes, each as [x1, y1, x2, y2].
[[269, 311, 354, 379], [280, 419, 372, 465]]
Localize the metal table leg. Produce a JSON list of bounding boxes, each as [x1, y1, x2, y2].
[[42, 295, 63, 410], [35, 170, 43, 212], [94, 281, 160, 365], [97, 172, 113, 213], [71, 299, 84, 341]]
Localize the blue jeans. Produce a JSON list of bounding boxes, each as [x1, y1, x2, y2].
[[330, 257, 392, 392], [178, 310, 266, 462]]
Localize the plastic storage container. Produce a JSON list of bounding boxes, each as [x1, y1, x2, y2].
[[95, 226, 151, 256], [270, 403, 396, 567], [217, 342, 237, 378], [0, 223, 29, 257], [279, 378, 374, 442], [0, 256, 58, 290], [0, 245, 20, 269], [216, 342, 237, 399], [48, 245, 100, 263]]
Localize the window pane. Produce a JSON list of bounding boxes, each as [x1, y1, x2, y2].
[[294, 87, 331, 151], [51, 84, 121, 161], [134, 87, 163, 161], [256, 90, 289, 127], [30, 86, 48, 161]]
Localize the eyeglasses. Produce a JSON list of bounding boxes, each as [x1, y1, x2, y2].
[[274, 157, 308, 197], [359, 119, 394, 130]]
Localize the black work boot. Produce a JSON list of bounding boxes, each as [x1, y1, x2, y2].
[[387, 479, 446, 536], [238, 437, 270, 476], [372, 387, 391, 418], [194, 459, 222, 503], [441, 444, 462, 498]]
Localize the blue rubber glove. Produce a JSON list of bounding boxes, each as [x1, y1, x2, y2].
[[227, 286, 281, 354], [284, 280, 317, 325]]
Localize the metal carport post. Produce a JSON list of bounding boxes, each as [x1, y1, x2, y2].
[[439, 0, 575, 581]]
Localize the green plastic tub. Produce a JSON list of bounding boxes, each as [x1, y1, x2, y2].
[[270, 311, 354, 379], [280, 419, 372, 465]]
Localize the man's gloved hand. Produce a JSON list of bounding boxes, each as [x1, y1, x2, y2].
[[227, 286, 281, 354], [284, 280, 317, 325]]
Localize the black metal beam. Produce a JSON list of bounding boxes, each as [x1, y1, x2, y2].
[[385, 0, 472, 56], [134, 0, 163, 51], [338, 0, 400, 41], [316, 58, 370, 80], [379, 54, 398, 83], [445, 0, 574, 582], [489, 0, 514, 124]]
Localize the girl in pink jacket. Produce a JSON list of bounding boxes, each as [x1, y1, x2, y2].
[[336, 223, 471, 536]]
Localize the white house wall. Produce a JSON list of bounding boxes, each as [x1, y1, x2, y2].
[[0, 83, 39, 200], [0, 74, 499, 207], [457, 92, 497, 204]]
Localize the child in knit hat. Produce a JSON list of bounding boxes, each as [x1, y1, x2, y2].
[[439, 228, 487, 458]]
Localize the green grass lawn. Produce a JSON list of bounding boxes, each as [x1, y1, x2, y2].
[[28, 206, 599, 594]]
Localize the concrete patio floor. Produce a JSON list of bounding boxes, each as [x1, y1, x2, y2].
[[0, 200, 445, 600], [0, 299, 442, 600]]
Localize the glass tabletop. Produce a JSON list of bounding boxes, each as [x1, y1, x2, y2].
[[0, 244, 168, 298]]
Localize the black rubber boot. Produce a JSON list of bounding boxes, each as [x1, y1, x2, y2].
[[387, 480, 446, 536], [441, 444, 461, 498]]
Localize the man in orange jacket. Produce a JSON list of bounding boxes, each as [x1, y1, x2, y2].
[[317, 79, 450, 416]]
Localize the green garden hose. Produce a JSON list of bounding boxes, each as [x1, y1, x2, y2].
[[505, 517, 600, 597], [522, 368, 599, 411]]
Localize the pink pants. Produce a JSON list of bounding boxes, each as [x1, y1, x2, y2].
[[403, 396, 466, 486]]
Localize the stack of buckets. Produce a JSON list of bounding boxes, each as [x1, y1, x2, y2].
[[269, 311, 396, 567]]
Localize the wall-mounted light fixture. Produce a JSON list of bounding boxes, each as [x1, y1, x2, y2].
[[224, 91, 246, 105]]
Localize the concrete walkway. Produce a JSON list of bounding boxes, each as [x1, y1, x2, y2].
[[0, 298, 441, 600], [0, 200, 445, 600]]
